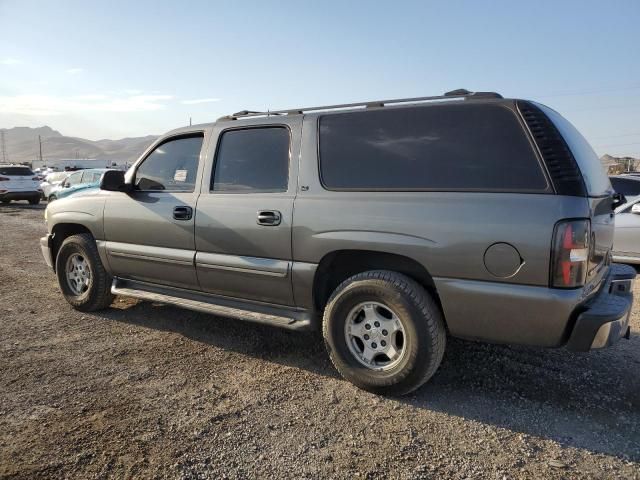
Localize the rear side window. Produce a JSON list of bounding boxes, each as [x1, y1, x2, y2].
[[212, 127, 289, 192], [135, 135, 203, 192], [610, 177, 640, 197], [0, 166, 34, 176], [319, 104, 548, 191]]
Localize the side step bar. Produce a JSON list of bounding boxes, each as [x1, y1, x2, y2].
[[111, 278, 313, 331]]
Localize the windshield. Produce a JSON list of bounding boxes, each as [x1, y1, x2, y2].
[[535, 103, 612, 197]]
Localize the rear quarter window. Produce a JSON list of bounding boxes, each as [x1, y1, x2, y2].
[[318, 103, 549, 191], [535, 103, 612, 197]]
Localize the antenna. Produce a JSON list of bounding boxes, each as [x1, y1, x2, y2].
[[1, 131, 7, 163]]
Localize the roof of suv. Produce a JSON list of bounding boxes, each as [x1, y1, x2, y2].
[[164, 89, 510, 137]]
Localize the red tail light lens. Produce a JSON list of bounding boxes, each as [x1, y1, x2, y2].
[[32, 176, 39, 180], [0, 176, 9, 181], [551, 219, 590, 288]]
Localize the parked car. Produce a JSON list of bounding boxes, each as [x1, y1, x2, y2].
[[40, 171, 70, 199], [41, 90, 636, 395], [0, 164, 42, 204], [609, 175, 640, 203], [613, 198, 640, 265], [47, 168, 110, 202]]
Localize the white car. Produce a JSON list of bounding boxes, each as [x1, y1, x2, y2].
[[613, 198, 640, 265], [40, 171, 70, 199], [0, 164, 42, 205]]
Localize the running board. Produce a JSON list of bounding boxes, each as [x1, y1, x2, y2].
[[111, 278, 313, 331]]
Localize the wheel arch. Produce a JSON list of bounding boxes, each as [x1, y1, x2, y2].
[[50, 223, 95, 272], [312, 249, 441, 316]]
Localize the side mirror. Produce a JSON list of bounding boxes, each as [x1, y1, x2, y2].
[[100, 170, 131, 192], [612, 192, 627, 210], [631, 204, 640, 215]]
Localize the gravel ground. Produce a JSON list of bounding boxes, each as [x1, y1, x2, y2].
[[1, 203, 639, 479]]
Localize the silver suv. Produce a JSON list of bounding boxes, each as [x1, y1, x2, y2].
[[40, 90, 636, 394]]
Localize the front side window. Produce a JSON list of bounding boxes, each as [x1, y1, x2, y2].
[[212, 127, 290, 193], [67, 172, 83, 186], [319, 104, 548, 191], [135, 135, 203, 192]]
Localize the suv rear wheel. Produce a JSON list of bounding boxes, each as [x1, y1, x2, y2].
[[323, 270, 446, 395], [55, 233, 114, 312]]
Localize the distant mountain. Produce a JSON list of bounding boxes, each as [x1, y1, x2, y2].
[[0, 126, 158, 164], [601, 153, 639, 173]]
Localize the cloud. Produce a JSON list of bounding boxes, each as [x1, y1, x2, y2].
[[180, 97, 221, 105], [0, 94, 174, 116], [66, 67, 84, 75], [1, 58, 22, 65]]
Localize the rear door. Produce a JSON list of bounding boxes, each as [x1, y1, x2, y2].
[[194, 120, 300, 305], [103, 132, 207, 289]]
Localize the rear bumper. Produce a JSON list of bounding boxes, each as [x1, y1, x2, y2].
[[40, 234, 54, 269], [566, 263, 635, 351], [0, 191, 41, 201]]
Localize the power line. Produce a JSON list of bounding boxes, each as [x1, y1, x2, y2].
[[592, 132, 640, 140], [595, 141, 640, 148], [534, 83, 640, 99]]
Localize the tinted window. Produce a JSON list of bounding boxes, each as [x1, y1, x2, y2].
[[212, 127, 289, 192], [536, 103, 612, 196], [136, 135, 203, 192], [319, 104, 548, 191], [0, 166, 34, 176], [610, 177, 640, 196]]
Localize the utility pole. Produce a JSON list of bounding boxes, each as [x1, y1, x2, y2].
[[189, 116, 192, 126], [1, 131, 7, 163], [38, 135, 43, 164]]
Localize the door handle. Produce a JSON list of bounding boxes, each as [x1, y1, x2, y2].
[[173, 206, 193, 221], [257, 210, 282, 226]]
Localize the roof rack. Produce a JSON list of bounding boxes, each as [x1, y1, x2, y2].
[[218, 89, 503, 121]]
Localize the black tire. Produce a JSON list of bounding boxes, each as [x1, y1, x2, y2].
[[48, 195, 56, 202], [322, 270, 446, 395], [1, 199, 10, 204], [55, 233, 114, 312], [28, 198, 40, 205]]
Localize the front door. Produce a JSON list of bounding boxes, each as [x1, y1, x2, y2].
[[194, 122, 300, 305], [103, 132, 206, 289]]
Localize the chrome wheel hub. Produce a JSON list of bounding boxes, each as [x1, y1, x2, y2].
[[65, 253, 91, 296], [344, 302, 406, 371]]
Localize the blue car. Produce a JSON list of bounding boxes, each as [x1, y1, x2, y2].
[[48, 169, 112, 202]]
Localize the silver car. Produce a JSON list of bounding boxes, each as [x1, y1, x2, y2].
[[613, 198, 640, 264]]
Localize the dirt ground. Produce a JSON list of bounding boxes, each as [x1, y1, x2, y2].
[[1, 203, 639, 479]]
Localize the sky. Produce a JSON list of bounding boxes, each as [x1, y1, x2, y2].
[[0, 0, 639, 157]]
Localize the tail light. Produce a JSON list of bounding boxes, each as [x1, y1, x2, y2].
[[32, 176, 40, 180], [0, 176, 9, 181], [551, 219, 590, 288]]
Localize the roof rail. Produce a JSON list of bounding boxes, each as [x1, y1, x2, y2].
[[218, 89, 503, 121]]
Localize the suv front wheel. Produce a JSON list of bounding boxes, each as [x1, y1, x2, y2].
[[55, 233, 114, 312], [323, 270, 446, 395]]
